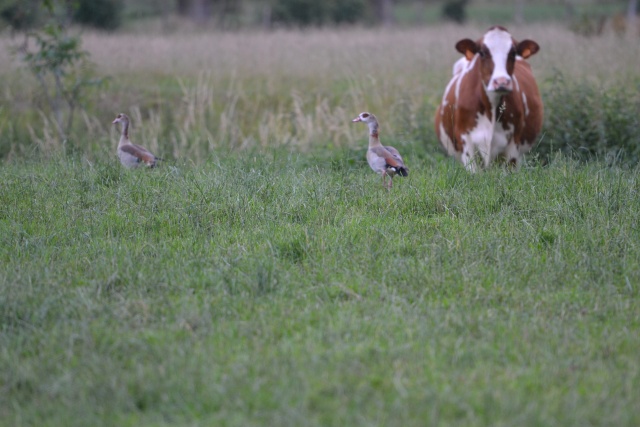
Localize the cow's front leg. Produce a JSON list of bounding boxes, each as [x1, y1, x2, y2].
[[461, 143, 479, 173], [504, 142, 522, 169]]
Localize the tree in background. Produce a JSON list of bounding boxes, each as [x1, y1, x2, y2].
[[2, 0, 123, 31], [270, 0, 365, 26], [73, 0, 123, 30], [177, 0, 241, 27], [376, 0, 394, 26], [627, 0, 638, 35], [262, 0, 402, 27], [0, 0, 40, 32], [441, 0, 468, 24], [514, 0, 525, 25], [13, 0, 104, 144]]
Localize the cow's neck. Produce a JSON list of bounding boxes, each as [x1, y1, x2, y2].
[[484, 90, 507, 123], [495, 97, 507, 121]]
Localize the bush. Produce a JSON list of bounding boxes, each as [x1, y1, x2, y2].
[[272, 0, 365, 27], [441, 0, 468, 24], [73, 0, 122, 30], [0, 0, 40, 31], [540, 71, 640, 165]]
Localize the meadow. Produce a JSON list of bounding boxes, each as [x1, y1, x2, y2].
[[1, 23, 640, 426]]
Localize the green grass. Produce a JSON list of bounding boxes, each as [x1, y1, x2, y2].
[[1, 151, 639, 426], [1, 22, 640, 426]]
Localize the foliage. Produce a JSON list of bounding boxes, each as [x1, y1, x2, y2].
[[272, 0, 366, 26], [0, 0, 40, 31], [13, 1, 104, 146], [73, 0, 123, 31], [540, 71, 640, 165], [441, 0, 468, 24]]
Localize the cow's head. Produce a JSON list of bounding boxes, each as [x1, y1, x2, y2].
[[455, 26, 539, 94]]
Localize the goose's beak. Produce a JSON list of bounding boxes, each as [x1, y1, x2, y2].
[[352, 117, 361, 122], [112, 119, 118, 124]]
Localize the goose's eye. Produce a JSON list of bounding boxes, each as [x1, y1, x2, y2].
[[362, 113, 369, 118]]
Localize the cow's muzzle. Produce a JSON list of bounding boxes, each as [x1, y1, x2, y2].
[[489, 76, 513, 93]]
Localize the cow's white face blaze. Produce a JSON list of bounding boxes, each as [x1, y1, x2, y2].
[[482, 27, 515, 94]]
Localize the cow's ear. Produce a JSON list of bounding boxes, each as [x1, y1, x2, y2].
[[517, 40, 540, 59], [456, 39, 478, 60]]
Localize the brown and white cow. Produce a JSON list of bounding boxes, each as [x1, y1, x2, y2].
[[435, 26, 543, 171]]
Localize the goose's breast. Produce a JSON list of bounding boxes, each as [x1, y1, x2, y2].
[[366, 150, 387, 174], [117, 148, 142, 168]]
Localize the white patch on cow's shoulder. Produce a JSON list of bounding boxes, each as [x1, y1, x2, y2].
[[455, 55, 478, 101], [513, 74, 520, 92], [441, 72, 462, 113], [452, 57, 469, 76], [521, 91, 529, 117]]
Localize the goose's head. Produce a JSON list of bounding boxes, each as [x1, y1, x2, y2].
[[352, 112, 377, 124], [352, 112, 379, 135], [112, 113, 130, 126]]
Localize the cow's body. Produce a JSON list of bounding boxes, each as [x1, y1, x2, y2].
[[435, 26, 543, 171]]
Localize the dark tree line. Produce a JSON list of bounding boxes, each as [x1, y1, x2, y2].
[[0, 0, 123, 31], [179, 0, 397, 28], [4, 1, 635, 32], [0, 0, 460, 31]]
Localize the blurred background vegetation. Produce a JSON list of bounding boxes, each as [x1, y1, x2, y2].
[[0, 0, 638, 165], [0, 0, 636, 32]]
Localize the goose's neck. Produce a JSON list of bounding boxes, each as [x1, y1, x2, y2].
[[367, 121, 381, 147], [119, 121, 129, 144]]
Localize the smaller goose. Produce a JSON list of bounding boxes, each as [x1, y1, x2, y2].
[[352, 112, 408, 189], [112, 113, 161, 169]]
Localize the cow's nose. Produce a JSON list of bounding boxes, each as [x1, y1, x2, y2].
[[492, 77, 512, 92]]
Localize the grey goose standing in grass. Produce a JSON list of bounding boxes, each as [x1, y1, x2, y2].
[[112, 113, 162, 168], [352, 112, 408, 189]]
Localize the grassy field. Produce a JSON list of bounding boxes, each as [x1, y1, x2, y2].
[[1, 24, 639, 159], [1, 23, 640, 426], [2, 153, 640, 426]]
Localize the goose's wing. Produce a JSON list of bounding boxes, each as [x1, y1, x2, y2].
[[120, 144, 157, 166], [369, 146, 404, 169], [383, 145, 404, 164], [377, 145, 409, 177]]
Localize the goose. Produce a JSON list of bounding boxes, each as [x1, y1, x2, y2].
[[352, 112, 408, 189], [112, 113, 161, 169]]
